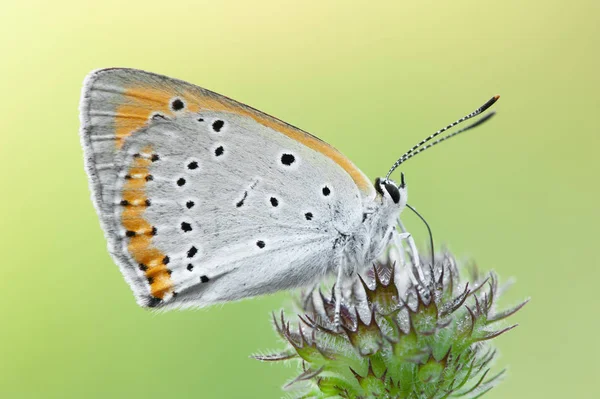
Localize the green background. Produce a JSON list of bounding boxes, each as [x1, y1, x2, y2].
[[1, 0, 598, 397]]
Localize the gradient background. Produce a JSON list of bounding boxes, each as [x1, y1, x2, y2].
[[1, 1, 598, 398]]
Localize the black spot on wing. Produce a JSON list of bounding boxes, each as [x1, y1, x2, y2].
[[236, 191, 248, 208], [147, 297, 163, 308], [212, 120, 224, 132], [187, 246, 198, 258], [151, 113, 167, 121], [181, 222, 192, 232], [281, 153, 295, 166], [171, 98, 185, 111]]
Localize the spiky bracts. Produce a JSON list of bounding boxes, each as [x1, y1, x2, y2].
[[256, 249, 527, 399]]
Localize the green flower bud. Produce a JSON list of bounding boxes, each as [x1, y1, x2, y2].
[[255, 247, 527, 399]]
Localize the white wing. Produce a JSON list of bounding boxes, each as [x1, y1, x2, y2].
[[80, 68, 375, 308]]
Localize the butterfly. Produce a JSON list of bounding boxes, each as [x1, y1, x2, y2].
[[80, 68, 498, 322]]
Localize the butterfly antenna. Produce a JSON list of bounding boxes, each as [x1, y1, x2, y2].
[[399, 111, 497, 165], [406, 204, 434, 268], [385, 95, 500, 180]]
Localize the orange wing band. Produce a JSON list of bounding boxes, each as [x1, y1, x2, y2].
[[120, 146, 173, 300]]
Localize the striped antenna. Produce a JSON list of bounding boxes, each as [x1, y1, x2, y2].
[[397, 111, 496, 166], [385, 95, 500, 180]]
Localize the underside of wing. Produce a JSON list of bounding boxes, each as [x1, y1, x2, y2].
[[80, 68, 374, 308]]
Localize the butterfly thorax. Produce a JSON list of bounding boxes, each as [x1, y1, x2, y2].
[[341, 179, 407, 275]]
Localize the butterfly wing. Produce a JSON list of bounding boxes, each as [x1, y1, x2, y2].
[[80, 68, 375, 309]]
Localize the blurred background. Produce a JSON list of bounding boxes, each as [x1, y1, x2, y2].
[[1, 0, 598, 397]]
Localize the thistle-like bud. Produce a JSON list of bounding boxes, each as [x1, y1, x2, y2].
[[255, 246, 528, 398]]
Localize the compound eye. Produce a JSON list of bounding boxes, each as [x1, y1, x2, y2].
[[384, 182, 400, 204]]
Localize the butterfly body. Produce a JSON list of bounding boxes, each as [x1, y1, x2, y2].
[[81, 68, 406, 310]]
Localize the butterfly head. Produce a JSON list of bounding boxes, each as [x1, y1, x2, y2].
[[361, 174, 408, 260], [374, 173, 407, 210]]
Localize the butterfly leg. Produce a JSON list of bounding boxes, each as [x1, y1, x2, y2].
[[333, 261, 344, 329], [395, 221, 426, 286], [404, 232, 425, 282], [396, 225, 433, 300], [391, 230, 408, 266]]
